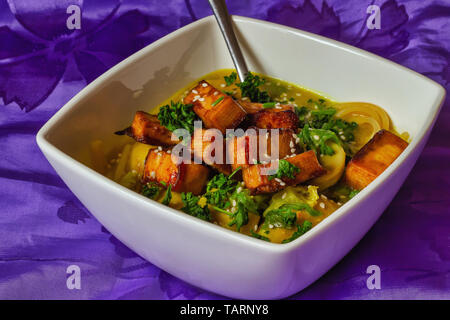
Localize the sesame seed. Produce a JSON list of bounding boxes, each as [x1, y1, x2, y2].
[[202, 83, 208, 87], [157, 146, 162, 151], [279, 181, 286, 186], [232, 200, 237, 207], [236, 187, 242, 193], [274, 178, 282, 183], [282, 193, 287, 199], [254, 225, 258, 231], [321, 194, 328, 200], [213, 91, 219, 96], [291, 148, 296, 153], [319, 202, 325, 209], [150, 171, 156, 178], [269, 224, 274, 229], [199, 97, 205, 102], [313, 135, 320, 141], [289, 141, 294, 148], [337, 202, 342, 206], [192, 89, 198, 94], [167, 150, 171, 154], [220, 84, 225, 88]]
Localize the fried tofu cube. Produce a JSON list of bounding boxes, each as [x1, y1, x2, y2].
[[248, 108, 298, 130], [143, 149, 210, 195], [183, 81, 247, 133], [115, 111, 179, 147], [191, 128, 232, 175], [243, 150, 326, 194], [345, 129, 408, 190], [227, 128, 300, 171]]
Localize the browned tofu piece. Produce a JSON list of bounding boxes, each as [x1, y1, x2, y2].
[[248, 108, 298, 130], [183, 81, 247, 134], [191, 128, 232, 175], [143, 149, 210, 195], [345, 129, 408, 190], [227, 128, 300, 171], [115, 111, 179, 147], [243, 150, 326, 194], [237, 100, 293, 114]]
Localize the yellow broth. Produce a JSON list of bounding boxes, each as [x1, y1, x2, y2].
[[92, 69, 405, 244]]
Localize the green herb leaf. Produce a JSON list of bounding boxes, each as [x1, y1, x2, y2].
[[162, 185, 172, 205], [282, 221, 313, 243], [250, 230, 270, 242], [264, 203, 320, 229], [349, 189, 359, 199], [204, 167, 241, 209], [157, 101, 198, 134], [236, 72, 271, 103], [181, 192, 211, 221], [294, 99, 358, 155], [141, 182, 161, 200], [224, 72, 238, 86], [297, 125, 341, 156], [268, 159, 300, 181], [228, 189, 258, 231]]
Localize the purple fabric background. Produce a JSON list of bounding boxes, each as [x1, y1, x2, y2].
[[0, 0, 449, 299]]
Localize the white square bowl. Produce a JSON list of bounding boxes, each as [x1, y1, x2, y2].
[[36, 15, 445, 299]]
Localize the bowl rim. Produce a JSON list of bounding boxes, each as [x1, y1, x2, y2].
[[36, 15, 446, 254]]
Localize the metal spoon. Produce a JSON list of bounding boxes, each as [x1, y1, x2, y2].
[[208, 0, 249, 82]]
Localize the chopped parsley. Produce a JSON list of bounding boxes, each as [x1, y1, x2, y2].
[[236, 72, 271, 103], [325, 183, 360, 203], [268, 159, 300, 181], [264, 203, 320, 229], [204, 167, 240, 209], [162, 184, 172, 205], [294, 99, 358, 154], [297, 125, 341, 156], [224, 72, 238, 86], [157, 101, 198, 134], [228, 189, 258, 231], [141, 182, 161, 200], [349, 189, 359, 199], [181, 192, 211, 221], [205, 167, 259, 231], [282, 221, 313, 243]]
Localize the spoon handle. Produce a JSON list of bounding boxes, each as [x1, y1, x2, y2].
[[208, 0, 249, 82]]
